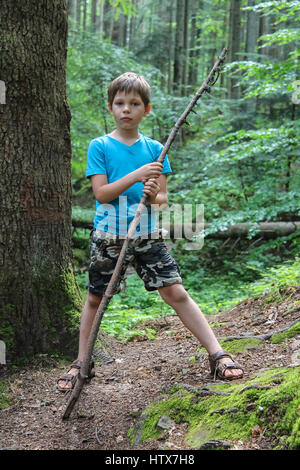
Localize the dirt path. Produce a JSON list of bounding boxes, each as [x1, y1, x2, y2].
[[0, 287, 299, 451]]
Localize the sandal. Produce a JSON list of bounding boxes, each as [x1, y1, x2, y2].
[[57, 359, 95, 392], [208, 350, 244, 381]]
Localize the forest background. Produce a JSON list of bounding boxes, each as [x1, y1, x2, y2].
[[68, 0, 300, 341]]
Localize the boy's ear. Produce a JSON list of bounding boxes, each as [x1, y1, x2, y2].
[[108, 103, 112, 113], [144, 104, 151, 115]]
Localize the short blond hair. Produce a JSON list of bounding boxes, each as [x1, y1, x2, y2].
[[108, 72, 151, 108]]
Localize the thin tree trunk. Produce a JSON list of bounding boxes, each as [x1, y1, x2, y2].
[[182, 0, 190, 96], [76, 0, 81, 28], [228, 0, 242, 100], [83, 0, 87, 31], [244, 0, 259, 119], [67, 0, 76, 30], [174, 0, 185, 95], [98, 0, 104, 36], [91, 0, 97, 33], [167, 2, 175, 94], [0, 0, 81, 359]]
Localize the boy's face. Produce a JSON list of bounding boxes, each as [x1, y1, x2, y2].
[[108, 90, 151, 131]]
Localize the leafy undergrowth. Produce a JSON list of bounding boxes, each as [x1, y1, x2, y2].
[[75, 256, 300, 342], [128, 367, 300, 450]]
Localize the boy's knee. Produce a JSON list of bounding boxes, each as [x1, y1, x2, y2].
[[159, 284, 189, 306], [86, 292, 102, 309]]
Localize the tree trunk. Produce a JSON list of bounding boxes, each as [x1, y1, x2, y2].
[[244, 0, 259, 120], [0, 0, 82, 360], [173, 0, 185, 95], [76, 0, 81, 28], [91, 0, 97, 33], [182, 0, 190, 96], [228, 0, 242, 100], [98, 0, 104, 36], [167, 2, 175, 94], [67, 0, 76, 30]]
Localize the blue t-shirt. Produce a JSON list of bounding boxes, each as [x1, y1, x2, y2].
[[86, 134, 172, 236]]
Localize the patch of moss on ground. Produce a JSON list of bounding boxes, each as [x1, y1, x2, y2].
[[220, 338, 263, 354], [128, 367, 300, 450], [271, 321, 300, 344], [197, 337, 262, 356], [0, 380, 10, 410]]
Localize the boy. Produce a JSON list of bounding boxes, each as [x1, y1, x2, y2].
[[57, 73, 243, 391]]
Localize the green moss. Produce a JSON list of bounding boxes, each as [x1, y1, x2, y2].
[[271, 321, 300, 344], [0, 380, 10, 410], [197, 337, 262, 356], [0, 262, 82, 360], [220, 338, 263, 354], [129, 367, 300, 449]]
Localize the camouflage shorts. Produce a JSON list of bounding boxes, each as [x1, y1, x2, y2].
[[87, 229, 182, 297]]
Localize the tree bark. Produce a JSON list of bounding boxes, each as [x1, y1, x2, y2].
[[173, 0, 185, 94], [244, 0, 259, 120], [91, 0, 97, 33], [182, 0, 190, 96], [228, 0, 242, 100], [0, 0, 82, 360]]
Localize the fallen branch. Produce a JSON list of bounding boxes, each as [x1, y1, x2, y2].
[[62, 48, 228, 420], [174, 383, 232, 396], [221, 318, 300, 343], [72, 220, 300, 239]]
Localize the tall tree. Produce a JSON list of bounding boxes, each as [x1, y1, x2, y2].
[[0, 0, 82, 359], [244, 0, 259, 119], [173, 0, 185, 94], [228, 0, 242, 100]]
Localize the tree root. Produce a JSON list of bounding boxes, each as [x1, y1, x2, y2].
[[221, 318, 300, 343]]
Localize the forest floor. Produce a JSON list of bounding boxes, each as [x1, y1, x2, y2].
[[0, 286, 299, 452]]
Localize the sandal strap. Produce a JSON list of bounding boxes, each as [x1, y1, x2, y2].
[[209, 349, 243, 380], [57, 373, 76, 382], [209, 349, 233, 363]]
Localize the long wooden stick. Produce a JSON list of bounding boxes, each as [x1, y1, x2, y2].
[[62, 47, 228, 420]]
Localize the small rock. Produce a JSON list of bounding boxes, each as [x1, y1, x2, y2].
[[130, 408, 140, 418], [157, 415, 174, 430], [197, 440, 231, 450], [246, 403, 256, 412], [116, 435, 123, 443]]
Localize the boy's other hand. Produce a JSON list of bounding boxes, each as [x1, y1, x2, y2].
[[142, 178, 161, 200], [135, 162, 163, 182]]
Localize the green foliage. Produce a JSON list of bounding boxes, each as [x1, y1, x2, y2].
[[0, 380, 10, 410], [76, 271, 173, 341], [67, 33, 187, 181]]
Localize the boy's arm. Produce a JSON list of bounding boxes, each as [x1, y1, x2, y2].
[[91, 162, 163, 204], [91, 173, 136, 204]]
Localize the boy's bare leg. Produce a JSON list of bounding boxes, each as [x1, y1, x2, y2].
[[158, 284, 243, 378], [57, 292, 102, 390]]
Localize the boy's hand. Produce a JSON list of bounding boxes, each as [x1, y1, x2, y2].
[[142, 178, 161, 202], [135, 162, 163, 182]]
